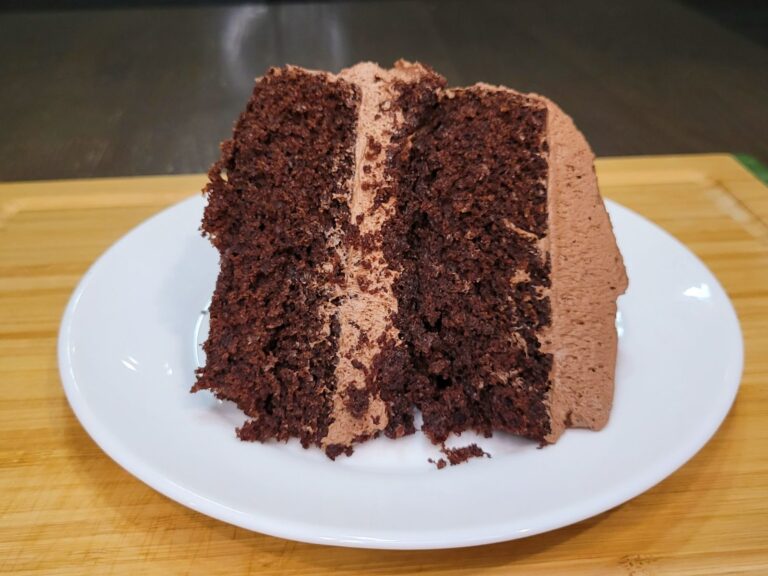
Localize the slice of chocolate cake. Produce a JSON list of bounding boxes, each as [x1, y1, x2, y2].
[[194, 61, 627, 458]]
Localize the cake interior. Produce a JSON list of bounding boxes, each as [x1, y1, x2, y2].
[[194, 67, 360, 450], [381, 85, 553, 444]]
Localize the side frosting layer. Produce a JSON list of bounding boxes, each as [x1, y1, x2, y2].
[[540, 98, 629, 441]]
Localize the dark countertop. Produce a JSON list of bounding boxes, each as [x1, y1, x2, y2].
[[2, 0, 767, 181]]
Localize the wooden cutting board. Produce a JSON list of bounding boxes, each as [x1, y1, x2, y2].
[[1, 154, 766, 575]]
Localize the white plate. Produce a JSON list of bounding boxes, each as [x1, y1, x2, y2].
[[58, 196, 743, 550]]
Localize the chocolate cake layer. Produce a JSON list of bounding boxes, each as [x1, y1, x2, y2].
[[194, 67, 359, 449], [381, 86, 554, 443]]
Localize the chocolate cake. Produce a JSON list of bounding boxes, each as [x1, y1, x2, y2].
[[193, 61, 628, 459]]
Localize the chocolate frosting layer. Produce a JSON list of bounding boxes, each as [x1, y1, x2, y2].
[[539, 98, 628, 441], [323, 61, 435, 447]]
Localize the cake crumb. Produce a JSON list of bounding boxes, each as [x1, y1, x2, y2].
[[441, 443, 490, 466], [429, 443, 490, 469], [428, 457, 447, 469]]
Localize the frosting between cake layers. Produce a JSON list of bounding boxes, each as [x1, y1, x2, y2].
[[322, 61, 433, 447]]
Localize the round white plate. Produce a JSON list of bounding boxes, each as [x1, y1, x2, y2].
[[58, 196, 743, 550]]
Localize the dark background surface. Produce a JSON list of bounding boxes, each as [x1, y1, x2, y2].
[[1, 0, 766, 181]]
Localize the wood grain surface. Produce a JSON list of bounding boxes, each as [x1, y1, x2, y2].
[[1, 154, 766, 575]]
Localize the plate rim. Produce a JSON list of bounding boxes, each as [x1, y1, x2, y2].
[[57, 196, 744, 550]]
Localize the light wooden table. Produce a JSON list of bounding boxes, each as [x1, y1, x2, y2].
[[1, 154, 767, 575]]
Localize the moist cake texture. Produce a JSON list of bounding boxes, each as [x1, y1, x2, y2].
[[194, 61, 628, 459]]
